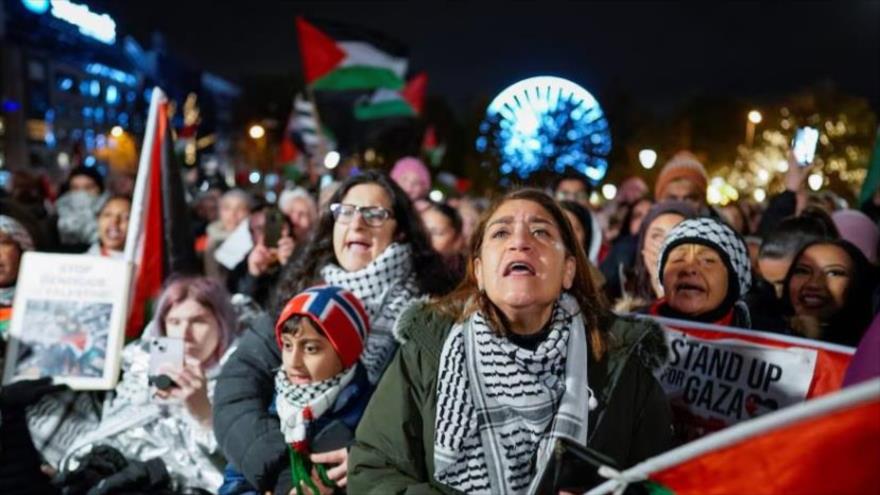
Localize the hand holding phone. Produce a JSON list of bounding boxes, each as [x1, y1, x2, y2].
[[148, 337, 184, 391], [263, 209, 284, 248], [792, 126, 819, 167]]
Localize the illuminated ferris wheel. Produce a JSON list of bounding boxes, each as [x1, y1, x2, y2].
[[477, 76, 612, 182]]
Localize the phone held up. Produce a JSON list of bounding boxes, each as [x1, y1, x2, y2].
[[263, 208, 284, 248], [148, 337, 184, 391], [792, 126, 819, 167]]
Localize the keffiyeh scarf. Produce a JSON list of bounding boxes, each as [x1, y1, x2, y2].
[[275, 366, 356, 493], [321, 242, 420, 383], [433, 293, 590, 494]]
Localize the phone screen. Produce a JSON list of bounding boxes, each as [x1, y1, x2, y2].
[[263, 209, 283, 248], [792, 126, 819, 166]]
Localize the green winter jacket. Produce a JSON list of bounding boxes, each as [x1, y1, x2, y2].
[[348, 303, 674, 494]]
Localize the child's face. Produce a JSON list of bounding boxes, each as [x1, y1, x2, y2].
[[280, 318, 344, 384]]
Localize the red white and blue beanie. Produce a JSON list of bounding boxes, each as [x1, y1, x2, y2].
[[658, 217, 752, 298], [275, 285, 370, 369]]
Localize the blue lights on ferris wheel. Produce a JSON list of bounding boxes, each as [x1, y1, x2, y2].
[[477, 76, 611, 182]]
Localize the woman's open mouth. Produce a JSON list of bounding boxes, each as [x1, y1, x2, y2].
[[675, 282, 706, 296], [503, 261, 536, 277]]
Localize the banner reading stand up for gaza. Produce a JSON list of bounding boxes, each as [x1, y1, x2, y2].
[[643, 315, 855, 441]]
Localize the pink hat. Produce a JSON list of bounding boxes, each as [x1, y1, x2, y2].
[[390, 156, 431, 190], [832, 209, 879, 264]]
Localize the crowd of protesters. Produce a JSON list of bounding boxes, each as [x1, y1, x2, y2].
[[0, 148, 878, 494]]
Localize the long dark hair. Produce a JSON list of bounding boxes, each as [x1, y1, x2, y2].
[[627, 201, 697, 301], [273, 171, 456, 313], [434, 189, 611, 361], [781, 239, 878, 346], [559, 200, 594, 260]]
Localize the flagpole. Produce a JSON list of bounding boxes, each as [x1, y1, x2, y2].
[[305, 86, 328, 186], [124, 87, 164, 263]]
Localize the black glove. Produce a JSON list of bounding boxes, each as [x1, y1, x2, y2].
[[86, 457, 169, 495], [0, 377, 68, 413], [55, 445, 129, 495]]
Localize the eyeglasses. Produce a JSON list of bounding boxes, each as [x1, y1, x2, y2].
[[330, 203, 393, 227]]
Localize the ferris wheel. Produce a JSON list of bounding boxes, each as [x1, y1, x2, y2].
[[477, 76, 612, 182]]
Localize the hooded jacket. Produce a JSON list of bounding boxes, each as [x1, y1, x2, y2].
[[348, 302, 673, 494]]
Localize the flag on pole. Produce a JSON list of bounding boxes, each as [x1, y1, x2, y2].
[[354, 72, 427, 120], [123, 88, 197, 340], [585, 378, 880, 495], [296, 16, 408, 91]]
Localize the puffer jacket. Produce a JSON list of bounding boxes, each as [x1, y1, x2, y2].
[[58, 334, 236, 493], [348, 302, 674, 494]]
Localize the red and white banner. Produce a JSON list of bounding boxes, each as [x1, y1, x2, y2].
[[646, 316, 854, 440]]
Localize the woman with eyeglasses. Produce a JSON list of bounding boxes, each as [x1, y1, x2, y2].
[[213, 171, 456, 494]]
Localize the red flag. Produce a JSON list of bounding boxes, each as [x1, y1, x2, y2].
[[587, 379, 880, 495], [124, 88, 196, 340], [402, 72, 427, 114], [295, 16, 345, 84]]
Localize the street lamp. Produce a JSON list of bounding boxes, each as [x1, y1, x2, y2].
[[248, 124, 265, 140], [746, 110, 762, 147], [638, 149, 658, 169]]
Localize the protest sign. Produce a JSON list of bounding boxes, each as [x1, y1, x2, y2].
[[3, 252, 133, 390], [646, 315, 854, 440]]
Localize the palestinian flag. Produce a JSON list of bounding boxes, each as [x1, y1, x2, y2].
[[296, 16, 408, 91], [355, 72, 427, 120], [123, 88, 197, 340], [585, 378, 880, 495]]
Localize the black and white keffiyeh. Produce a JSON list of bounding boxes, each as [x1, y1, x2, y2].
[[433, 293, 590, 494], [274, 367, 356, 447], [321, 242, 421, 383]]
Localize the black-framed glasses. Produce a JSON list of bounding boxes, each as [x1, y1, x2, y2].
[[330, 203, 393, 227]]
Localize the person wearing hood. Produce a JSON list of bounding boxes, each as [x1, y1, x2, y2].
[[648, 217, 753, 328]]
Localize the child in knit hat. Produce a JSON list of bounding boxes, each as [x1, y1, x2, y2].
[[220, 285, 372, 495]]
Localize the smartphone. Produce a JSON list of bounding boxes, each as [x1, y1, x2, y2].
[[148, 337, 184, 390], [263, 208, 284, 248], [792, 126, 819, 167]]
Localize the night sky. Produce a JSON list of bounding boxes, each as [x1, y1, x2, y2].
[[90, 1, 880, 116]]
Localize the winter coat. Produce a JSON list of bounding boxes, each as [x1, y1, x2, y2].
[[212, 310, 291, 493], [348, 302, 674, 494], [218, 365, 373, 495], [57, 336, 234, 493]]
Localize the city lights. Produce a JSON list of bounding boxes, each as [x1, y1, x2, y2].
[[601, 184, 617, 201], [110, 126, 123, 137], [248, 124, 265, 140], [323, 151, 341, 169], [638, 149, 658, 169], [748, 110, 763, 124]]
